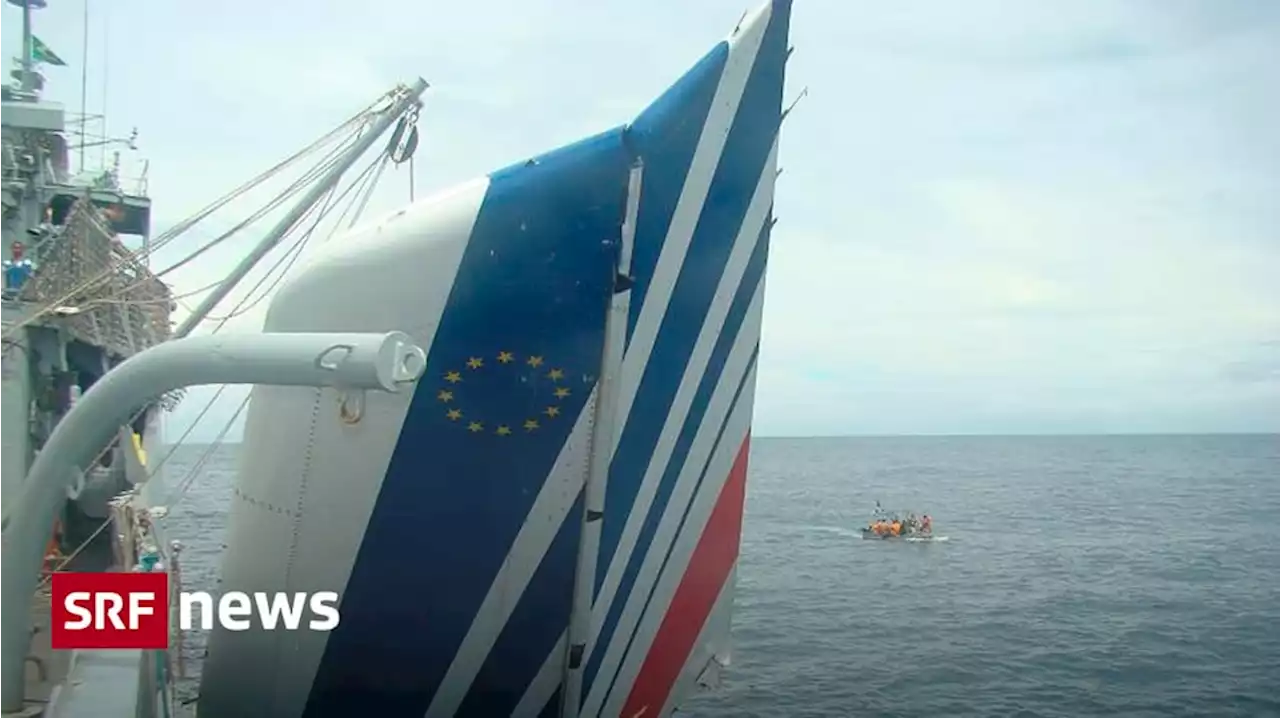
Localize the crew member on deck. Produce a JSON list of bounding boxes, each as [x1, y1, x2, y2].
[[3, 241, 33, 296]]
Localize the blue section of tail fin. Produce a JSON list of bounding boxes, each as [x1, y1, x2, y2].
[[621, 42, 730, 350], [454, 492, 584, 717], [302, 130, 630, 717]]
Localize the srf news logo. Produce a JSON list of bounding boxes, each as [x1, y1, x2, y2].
[[51, 573, 168, 649], [51, 573, 340, 650]]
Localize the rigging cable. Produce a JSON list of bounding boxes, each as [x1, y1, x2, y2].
[[26, 143, 401, 570], [0, 91, 393, 339], [53, 127, 366, 317], [148, 128, 362, 280], [198, 146, 387, 325], [347, 153, 390, 230], [100, 111, 387, 306]]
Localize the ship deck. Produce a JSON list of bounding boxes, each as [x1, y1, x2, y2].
[[19, 590, 70, 717], [12, 531, 148, 718]]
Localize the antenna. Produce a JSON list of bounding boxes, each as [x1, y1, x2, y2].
[[99, 3, 109, 169], [781, 85, 808, 122], [79, 0, 90, 172]]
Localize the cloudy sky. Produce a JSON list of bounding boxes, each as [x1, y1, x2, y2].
[[5, 0, 1277, 438]]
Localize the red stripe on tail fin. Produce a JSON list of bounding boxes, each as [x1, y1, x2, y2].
[[621, 434, 751, 717]]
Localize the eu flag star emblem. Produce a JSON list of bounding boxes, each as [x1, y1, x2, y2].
[[432, 350, 578, 436]]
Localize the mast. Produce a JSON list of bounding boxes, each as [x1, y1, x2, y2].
[[18, 0, 37, 94], [171, 77, 428, 339]]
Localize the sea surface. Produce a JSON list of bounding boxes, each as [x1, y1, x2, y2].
[[159, 434, 1280, 717]]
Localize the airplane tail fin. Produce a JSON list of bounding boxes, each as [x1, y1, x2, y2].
[[197, 2, 790, 717], [574, 2, 791, 716]]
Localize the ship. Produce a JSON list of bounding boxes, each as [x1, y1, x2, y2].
[[2, 0, 177, 713], [1, 0, 794, 715]]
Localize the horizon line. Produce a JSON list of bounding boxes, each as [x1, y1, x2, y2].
[[175, 430, 1280, 444]]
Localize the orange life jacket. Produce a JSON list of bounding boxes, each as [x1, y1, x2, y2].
[[41, 519, 64, 577]]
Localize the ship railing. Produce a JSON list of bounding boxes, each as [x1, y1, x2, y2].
[[30, 414, 182, 716], [39, 488, 177, 716], [104, 491, 178, 718]]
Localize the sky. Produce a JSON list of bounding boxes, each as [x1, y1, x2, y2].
[[4, 0, 1278, 439]]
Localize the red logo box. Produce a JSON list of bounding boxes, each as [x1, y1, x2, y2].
[[50, 572, 169, 650]]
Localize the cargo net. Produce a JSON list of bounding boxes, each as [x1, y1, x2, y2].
[[19, 198, 173, 358]]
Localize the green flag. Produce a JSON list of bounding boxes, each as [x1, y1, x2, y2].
[[31, 36, 66, 67]]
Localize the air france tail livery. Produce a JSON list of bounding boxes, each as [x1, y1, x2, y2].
[[198, 1, 791, 715]]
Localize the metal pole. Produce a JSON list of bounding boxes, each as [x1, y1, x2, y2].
[[98, 10, 107, 170], [0, 331, 427, 710], [19, 0, 34, 93], [79, 0, 90, 172], [170, 540, 185, 680], [172, 77, 429, 339]]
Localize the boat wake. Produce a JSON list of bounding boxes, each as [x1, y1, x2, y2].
[[809, 525, 865, 539]]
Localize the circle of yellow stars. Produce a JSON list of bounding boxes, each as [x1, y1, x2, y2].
[[435, 351, 575, 436]]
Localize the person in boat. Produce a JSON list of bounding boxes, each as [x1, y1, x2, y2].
[[890, 519, 901, 536], [921, 514, 932, 534]]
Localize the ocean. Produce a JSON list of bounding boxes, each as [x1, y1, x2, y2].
[[160, 434, 1280, 717]]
